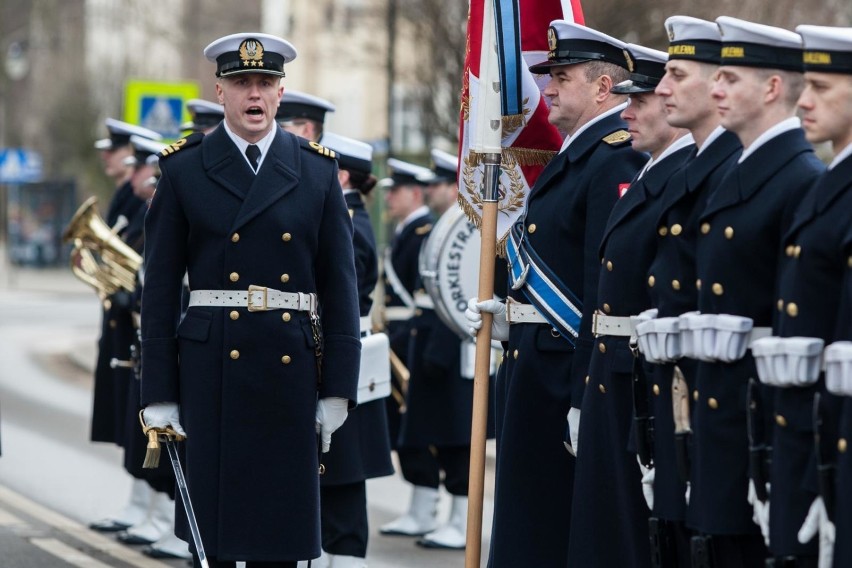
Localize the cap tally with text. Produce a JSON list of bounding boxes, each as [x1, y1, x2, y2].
[[612, 44, 668, 94], [276, 90, 336, 123], [181, 98, 224, 132], [321, 132, 373, 175], [529, 21, 628, 74], [379, 158, 433, 189], [665, 16, 722, 64], [94, 118, 162, 150], [204, 32, 297, 78], [417, 148, 458, 184], [796, 25, 852, 74], [716, 16, 803, 72], [123, 135, 168, 168]]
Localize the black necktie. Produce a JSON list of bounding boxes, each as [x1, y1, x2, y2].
[[245, 144, 261, 172]]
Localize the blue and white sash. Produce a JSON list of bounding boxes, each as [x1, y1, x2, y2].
[[506, 221, 582, 344]]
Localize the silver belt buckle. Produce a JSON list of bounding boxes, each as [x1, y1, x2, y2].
[[592, 311, 602, 337], [247, 285, 269, 312]]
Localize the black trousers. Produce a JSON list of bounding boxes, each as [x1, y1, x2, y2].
[[691, 533, 767, 568], [321, 481, 368, 557], [397, 445, 471, 495], [193, 557, 296, 568]]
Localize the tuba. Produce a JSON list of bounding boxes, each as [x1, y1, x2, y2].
[[62, 196, 142, 303]]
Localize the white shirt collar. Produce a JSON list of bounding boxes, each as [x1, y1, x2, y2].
[[559, 102, 629, 154], [395, 205, 430, 235], [696, 126, 727, 156], [829, 142, 852, 170], [222, 120, 277, 172], [342, 189, 358, 196], [738, 117, 801, 163], [641, 133, 695, 179]]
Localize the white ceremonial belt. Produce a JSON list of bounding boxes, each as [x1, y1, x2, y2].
[[414, 291, 435, 310], [384, 306, 415, 321], [188, 286, 317, 314], [506, 301, 548, 325], [592, 311, 636, 338], [360, 316, 372, 334]]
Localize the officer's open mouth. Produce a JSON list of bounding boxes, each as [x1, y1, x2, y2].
[[246, 107, 264, 116]]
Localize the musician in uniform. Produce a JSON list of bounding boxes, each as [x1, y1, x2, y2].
[[309, 132, 394, 568], [88, 118, 164, 534], [276, 90, 335, 143], [569, 44, 694, 568], [467, 21, 645, 567], [376, 159, 440, 537], [685, 17, 823, 566], [642, 16, 741, 566], [182, 98, 225, 135], [106, 136, 191, 560], [139, 32, 360, 567], [756, 25, 852, 568], [390, 149, 495, 550]]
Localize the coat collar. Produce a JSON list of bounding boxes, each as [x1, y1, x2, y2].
[[784, 156, 852, 239], [701, 128, 812, 219], [532, 112, 632, 194], [599, 144, 693, 252]]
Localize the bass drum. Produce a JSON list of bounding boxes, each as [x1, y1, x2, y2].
[[418, 204, 481, 340]]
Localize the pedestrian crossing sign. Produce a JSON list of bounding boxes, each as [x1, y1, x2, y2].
[[124, 80, 201, 141]]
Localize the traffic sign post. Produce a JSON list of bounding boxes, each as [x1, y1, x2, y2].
[[124, 80, 200, 140]]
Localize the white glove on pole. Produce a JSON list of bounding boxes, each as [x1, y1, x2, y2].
[[638, 458, 655, 511], [565, 407, 581, 457], [798, 496, 835, 568], [142, 402, 186, 437], [464, 298, 509, 342], [315, 397, 349, 453], [747, 480, 771, 546]]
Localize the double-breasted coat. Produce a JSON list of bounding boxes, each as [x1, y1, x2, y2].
[[646, 129, 742, 522], [688, 127, 824, 537], [770, 155, 852, 557], [140, 125, 361, 562], [488, 109, 645, 568], [569, 140, 694, 568]]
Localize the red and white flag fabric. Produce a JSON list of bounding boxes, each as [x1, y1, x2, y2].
[[458, 0, 585, 249]]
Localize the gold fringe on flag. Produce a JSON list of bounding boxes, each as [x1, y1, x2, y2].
[[505, 147, 556, 166]]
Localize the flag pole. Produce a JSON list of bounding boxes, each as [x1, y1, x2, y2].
[[465, 0, 502, 564]]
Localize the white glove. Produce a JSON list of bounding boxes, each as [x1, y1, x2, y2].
[[142, 402, 186, 437], [747, 480, 771, 546], [685, 482, 690, 505], [638, 458, 655, 511], [564, 407, 581, 457], [315, 397, 349, 453], [465, 298, 509, 342], [798, 496, 835, 568]]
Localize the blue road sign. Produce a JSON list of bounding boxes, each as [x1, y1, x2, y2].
[[0, 148, 43, 183]]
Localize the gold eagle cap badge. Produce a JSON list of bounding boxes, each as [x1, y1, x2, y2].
[[547, 27, 558, 53], [623, 49, 635, 73], [239, 38, 265, 68]]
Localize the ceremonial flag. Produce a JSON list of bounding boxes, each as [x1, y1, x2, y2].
[[458, 0, 585, 249]]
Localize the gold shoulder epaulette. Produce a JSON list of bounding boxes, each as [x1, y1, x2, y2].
[[307, 140, 336, 159], [603, 130, 631, 145], [159, 132, 204, 159], [415, 223, 433, 236]]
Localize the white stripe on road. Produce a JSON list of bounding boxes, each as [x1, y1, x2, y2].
[[0, 505, 27, 526], [31, 538, 114, 568], [0, 486, 170, 568]]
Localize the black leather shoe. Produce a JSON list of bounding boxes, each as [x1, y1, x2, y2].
[[116, 531, 156, 545], [88, 519, 131, 532], [142, 545, 192, 560], [416, 537, 466, 550]]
